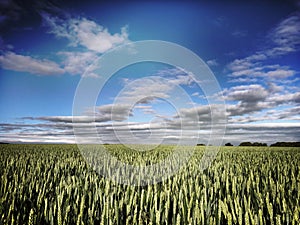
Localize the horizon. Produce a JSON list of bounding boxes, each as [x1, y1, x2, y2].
[[1, 0, 300, 146]]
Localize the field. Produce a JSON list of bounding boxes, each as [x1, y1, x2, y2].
[[0, 144, 299, 225]]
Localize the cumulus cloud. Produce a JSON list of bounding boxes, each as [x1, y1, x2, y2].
[[42, 13, 130, 53], [224, 84, 269, 103], [58, 51, 97, 76], [268, 92, 300, 105], [95, 104, 133, 121], [1, 13, 131, 76], [0, 51, 64, 75], [175, 104, 227, 124], [222, 81, 300, 117]]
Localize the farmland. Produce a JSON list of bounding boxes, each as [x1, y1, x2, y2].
[[0, 144, 299, 224]]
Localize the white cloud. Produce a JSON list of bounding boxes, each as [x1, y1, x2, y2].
[[266, 69, 295, 78], [116, 77, 174, 104], [155, 67, 196, 86], [176, 104, 227, 123], [228, 77, 258, 83], [227, 60, 296, 81], [59, 51, 98, 76], [206, 59, 219, 67], [0, 51, 64, 75], [1, 14, 130, 77], [226, 13, 300, 82], [42, 14, 130, 53], [2, 114, 300, 145], [269, 12, 300, 52], [224, 84, 269, 102], [267, 82, 284, 93], [95, 104, 133, 121], [268, 92, 300, 105], [222, 81, 300, 118], [37, 104, 134, 123]]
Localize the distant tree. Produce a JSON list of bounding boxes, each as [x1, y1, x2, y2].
[[270, 142, 300, 147], [252, 142, 268, 147], [239, 142, 252, 146], [197, 143, 205, 146], [239, 142, 268, 146], [225, 143, 233, 146]]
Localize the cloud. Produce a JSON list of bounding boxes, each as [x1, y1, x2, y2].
[[1, 13, 130, 77], [227, 60, 296, 83], [222, 84, 272, 116], [231, 30, 247, 38], [175, 104, 227, 124], [58, 51, 98, 76], [227, 58, 296, 77], [265, 69, 295, 78], [95, 104, 133, 121], [0, 51, 64, 75], [116, 77, 174, 104], [269, 12, 300, 53], [226, 13, 300, 82], [206, 59, 219, 67], [31, 104, 133, 123], [228, 77, 258, 83], [42, 14, 130, 53], [155, 67, 196, 86], [2, 115, 300, 145], [223, 122, 300, 145], [224, 84, 269, 102], [268, 92, 300, 105], [228, 105, 300, 123], [222, 81, 300, 117]]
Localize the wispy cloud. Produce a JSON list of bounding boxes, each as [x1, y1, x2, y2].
[[223, 28, 300, 122], [231, 30, 247, 38], [227, 59, 296, 80], [226, 13, 300, 82], [0, 51, 64, 75], [268, 12, 300, 54], [1, 115, 300, 145], [206, 59, 219, 67]]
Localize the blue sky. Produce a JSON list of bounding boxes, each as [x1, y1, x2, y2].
[[0, 0, 300, 145]]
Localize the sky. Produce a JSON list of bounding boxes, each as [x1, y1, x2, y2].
[[0, 0, 300, 145]]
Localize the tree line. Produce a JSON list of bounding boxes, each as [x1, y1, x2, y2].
[[223, 142, 300, 147]]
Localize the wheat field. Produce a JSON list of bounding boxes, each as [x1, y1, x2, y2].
[[0, 144, 299, 225]]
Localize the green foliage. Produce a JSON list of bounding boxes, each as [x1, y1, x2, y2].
[[0, 144, 299, 224], [225, 143, 233, 146], [239, 142, 267, 146], [270, 142, 300, 147]]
